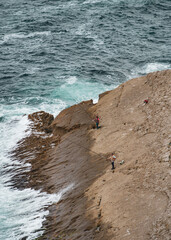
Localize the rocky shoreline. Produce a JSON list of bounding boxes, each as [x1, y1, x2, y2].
[[12, 70, 171, 240], [11, 100, 110, 239]]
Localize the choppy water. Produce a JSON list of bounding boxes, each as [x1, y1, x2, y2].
[[0, 0, 170, 239]]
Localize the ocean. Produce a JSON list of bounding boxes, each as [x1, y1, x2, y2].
[[0, 0, 170, 239]]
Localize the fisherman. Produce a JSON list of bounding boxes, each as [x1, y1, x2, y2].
[[144, 99, 148, 104], [107, 153, 116, 170], [93, 115, 100, 129]]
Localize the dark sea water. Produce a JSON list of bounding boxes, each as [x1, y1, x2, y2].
[[0, 0, 170, 239]]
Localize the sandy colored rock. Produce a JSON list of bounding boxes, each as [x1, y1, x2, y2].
[[86, 69, 171, 240], [11, 70, 171, 240]]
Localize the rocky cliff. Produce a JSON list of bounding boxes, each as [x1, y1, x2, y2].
[[13, 70, 171, 240]]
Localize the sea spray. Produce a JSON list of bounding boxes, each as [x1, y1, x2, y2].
[[128, 63, 171, 80], [0, 183, 74, 240], [0, 110, 74, 240]]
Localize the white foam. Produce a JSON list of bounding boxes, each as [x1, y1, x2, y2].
[[75, 23, 104, 50], [93, 98, 98, 104], [40, 135, 51, 139], [39, 99, 67, 116], [3, 31, 51, 42], [0, 99, 77, 239], [142, 63, 170, 74], [0, 183, 74, 240], [66, 76, 77, 85], [6, 97, 67, 117], [3, 33, 26, 41], [0, 115, 30, 166], [25, 66, 41, 75], [75, 24, 90, 36], [129, 62, 171, 79], [92, 35, 104, 50], [59, 77, 117, 105], [83, 0, 105, 4], [83, 0, 122, 5], [28, 31, 51, 38], [40, 2, 77, 13]]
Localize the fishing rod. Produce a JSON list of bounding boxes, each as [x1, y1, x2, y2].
[[60, 133, 106, 161], [66, 89, 94, 122], [56, 82, 105, 159]]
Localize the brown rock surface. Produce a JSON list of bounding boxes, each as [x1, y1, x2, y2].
[[12, 70, 171, 240], [86, 69, 171, 240]]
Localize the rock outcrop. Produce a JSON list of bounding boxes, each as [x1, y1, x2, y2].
[[12, 70, 171, 240], [86, 69, 171, 240]]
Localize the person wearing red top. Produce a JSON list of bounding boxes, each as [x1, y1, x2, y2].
[[94, 116, 99, 129], [144, 99, 148, 104]]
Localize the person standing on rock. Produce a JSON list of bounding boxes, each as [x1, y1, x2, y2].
[[107, 153, 116, 170], [144, 99, 149, 104], [93, 116, 100, 129]]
